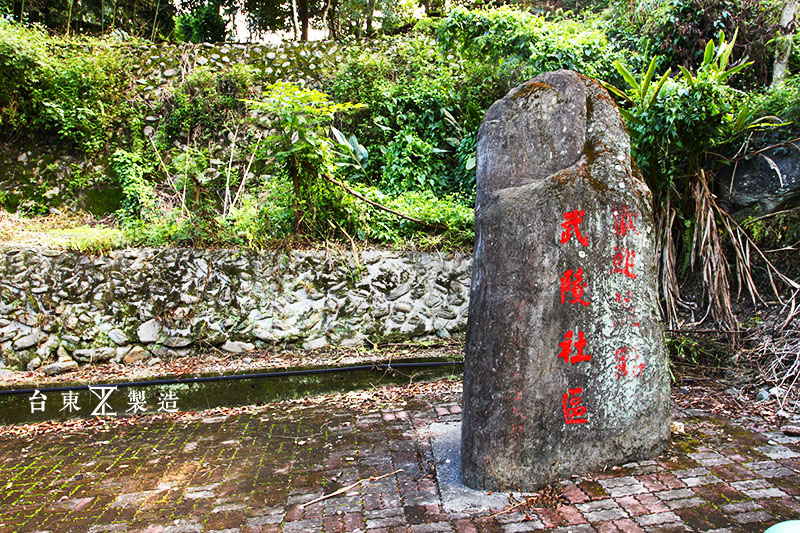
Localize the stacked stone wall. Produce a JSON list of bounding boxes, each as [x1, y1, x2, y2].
[[0, 247, 471, 372]]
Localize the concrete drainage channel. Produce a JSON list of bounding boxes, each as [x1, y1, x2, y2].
[[0, 358, 464, 425]]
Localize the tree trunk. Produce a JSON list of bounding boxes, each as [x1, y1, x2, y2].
[[772, 0, 797, 86], [298, 0, 309, 41], [321, 0, 331, 39], [328, 0, 339, 40], [366, 0, 376, 35], [150, 0, 160, 41], [291, 0, 300, 40], [66, 0, 74, 35]]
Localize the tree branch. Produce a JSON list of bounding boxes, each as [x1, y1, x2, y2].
[[323, 175, 448, 230]]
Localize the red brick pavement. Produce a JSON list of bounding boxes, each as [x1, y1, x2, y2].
[[0, 386, 798, 532]]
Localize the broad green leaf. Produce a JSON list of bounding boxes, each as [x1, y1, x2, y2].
[[719, 40, 734, 72], [646, 68, 671, 110], [330, 125, 348, 146], [356, 144, 369, 162], [441, 108, 460, 129], [619, 107, 643, 125], [599, 79, 632, 102], [465, 155, 476, 170], [703, 39, 715, 68], [746, 120, 790, 129], [733, 104, 751, 132], [718, 61, 752, 82], [640, 57, 658, 107], [678, 65, 695, 87], [615, 60, 640, 96]]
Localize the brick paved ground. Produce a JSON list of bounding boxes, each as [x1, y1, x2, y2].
[[0, 384, 799, 532]]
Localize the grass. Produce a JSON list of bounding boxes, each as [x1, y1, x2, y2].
[[0, 211, 128, 253]]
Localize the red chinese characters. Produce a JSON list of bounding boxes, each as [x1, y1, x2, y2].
[[560, 268, 591, 306], [511, 391, 526, 439], [563, 388, 588, 424], [609, 204, 645, 380], [557, 209, 592, 426], [613, 291, 641, 327], [612, 204, 640, 237], [611, 246, 637, 279], [561, 209, 589, 246], [614, 346, 645, 379], [558, 330, 591, 364]]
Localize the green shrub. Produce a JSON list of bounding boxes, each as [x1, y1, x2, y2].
[[380, 127, 450, 195], [617, 0, 781, 88], [743, 211, 800, 250], [0, 19, 138, 153], [610, 33, 754, 195], [111, 149, 157, 221], [327, 35, 481, 201], [43, 46, 136, 154], [247, 82, 364, 236], [175, 1, 229, 43], [330, 49, 394, 110], [219, 181, 296, 246], [752, 74, 800, 124], [0, 19, 50, 128], [436, 7, 542, 59], [436, 7, 617, 80], [159, 64, 254, 145], [347, 185, 474, 248]]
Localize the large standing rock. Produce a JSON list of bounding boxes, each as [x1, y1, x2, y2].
[[461, 70, 670, 491]]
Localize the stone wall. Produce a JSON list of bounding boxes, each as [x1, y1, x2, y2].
[[0, 247, 471, 373], [124, 41, 348, 101], [0, 39, 361, 213]]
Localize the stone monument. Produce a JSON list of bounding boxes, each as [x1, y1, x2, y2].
[[460, 70, 670, 491]]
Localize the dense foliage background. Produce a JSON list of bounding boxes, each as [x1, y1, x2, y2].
[[0, 0, 798, 336]]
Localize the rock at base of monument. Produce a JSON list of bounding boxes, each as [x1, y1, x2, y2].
[[461, 70, 670, 491]]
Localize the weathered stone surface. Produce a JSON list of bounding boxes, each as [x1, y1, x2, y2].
[[137, 319, 161, 344], [782, 425, 800, 436], [719, 145, 800, 216], [164, 336, 193, 348], [0, 249, 471, 370], [461, 70, 670, 491], [13, 333, 39, 350], [26, 356, 42, 371], [123, 346, 149, 365], [108, 328, 130, 346], [42, 360, 78, 376], [302, 336, 327, 350], [0, 40, 363, 218], [220, 341, 255, 354]]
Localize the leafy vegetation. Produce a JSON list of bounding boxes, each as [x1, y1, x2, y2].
[[0, 18, 137, 154], [3, 0, 175, 39], [1, 0, 799, 311], [174, 1, 229, 43]]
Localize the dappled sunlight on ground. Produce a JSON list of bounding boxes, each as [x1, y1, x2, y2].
[[0, 379, 798, 532]]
